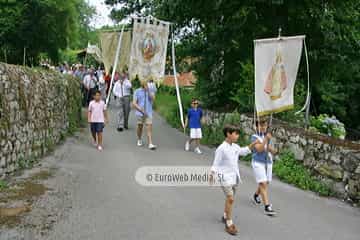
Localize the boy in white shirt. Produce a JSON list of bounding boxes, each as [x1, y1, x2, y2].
[[210, 125, 258, 235]]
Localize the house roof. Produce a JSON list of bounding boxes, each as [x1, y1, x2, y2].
[[163, 72, 197, 87]]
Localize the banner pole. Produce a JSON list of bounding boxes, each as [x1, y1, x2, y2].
[[171, 30, 185, 129], [295, 38, 310, 114], [106, 25, 125, 107]]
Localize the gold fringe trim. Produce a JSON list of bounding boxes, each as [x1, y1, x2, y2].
[[257, 104, 294, 116]]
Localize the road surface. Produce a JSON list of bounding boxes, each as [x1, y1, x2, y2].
[[41, 105, 360, 240]]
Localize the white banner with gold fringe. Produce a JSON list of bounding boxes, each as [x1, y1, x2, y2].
[[129, 17, 170, 84], [255, 36, 304, 116]]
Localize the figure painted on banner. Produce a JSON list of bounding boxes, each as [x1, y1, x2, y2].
[[142, 34, 156, 61], [264, 50, 288, 100]]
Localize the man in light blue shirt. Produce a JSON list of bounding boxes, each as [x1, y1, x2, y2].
[[132, 81, 157, 150]]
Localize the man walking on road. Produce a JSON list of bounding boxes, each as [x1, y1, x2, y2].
[[83, 69, 98, 106], [132, 81, 157, 150], [113, 71, 132, 131]]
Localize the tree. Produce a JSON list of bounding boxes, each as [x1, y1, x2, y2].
[[105, 0, 360, 131], [0, 0, 96, 65]]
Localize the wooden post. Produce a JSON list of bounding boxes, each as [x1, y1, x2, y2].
[[23, 47, 26, 66], [3, 48, 7, 63]]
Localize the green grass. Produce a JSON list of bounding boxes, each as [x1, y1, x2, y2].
[[274, 150, 334, 196], [154, 87, 193, 130]]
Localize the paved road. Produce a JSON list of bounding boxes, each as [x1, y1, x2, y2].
[[45, 105, 360, 240]]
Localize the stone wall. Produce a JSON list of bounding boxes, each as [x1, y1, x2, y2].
[[0, 63, 82, 176], [203, 110, 360, 202]]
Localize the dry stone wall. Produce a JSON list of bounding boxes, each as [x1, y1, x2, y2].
[[203, 110, 360, 202], [0, 63, 82, 176]]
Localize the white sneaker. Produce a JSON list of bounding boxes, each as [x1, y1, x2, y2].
[[148, 144, 157, 150], [97, 145, 103, 151], [137, 140, 143, 147], [92, 141, 97, 148], [185, 141, 190, 151], [194, 147, 202, 154]]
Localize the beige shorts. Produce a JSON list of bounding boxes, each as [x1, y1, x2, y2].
[[137, 116, 152, 125], [221, 184, 238, 197]]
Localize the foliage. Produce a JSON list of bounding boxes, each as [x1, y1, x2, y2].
[[0, 179, 8, 190], [156, 89, 334, 195], [154, 86, 193, 128], [59, 49, 79, 65], [0, 0, 96, 65], [106, 0, 360, 132], [310, 114, 346, 139], [17, 155, 37, 170], [105, 0, 154, 20], [65, 75, 83, 134], [229, 61, 255, 113], [273, 150, 333, 196], [155, 88, 248, 148]]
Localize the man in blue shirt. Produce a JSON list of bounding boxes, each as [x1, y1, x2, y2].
[[132, 81, 157, 150], [184, 98, 203, 154]]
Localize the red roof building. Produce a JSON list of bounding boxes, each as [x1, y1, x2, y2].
[[163, 72, 197, 87]]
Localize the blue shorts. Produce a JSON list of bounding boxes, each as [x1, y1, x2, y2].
[[90, 122, 104, 133]]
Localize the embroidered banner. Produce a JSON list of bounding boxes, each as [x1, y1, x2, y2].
[[255, 36, 304, 116], [99, 31, 131, 75], [129, 18, 170, 84], [86, 42, 102, 62]]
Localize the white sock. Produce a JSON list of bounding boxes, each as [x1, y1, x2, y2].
[[226, 219, 233, 227], [223, 212, 227, 219]]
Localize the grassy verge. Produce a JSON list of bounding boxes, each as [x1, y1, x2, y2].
[[274, 150, 333, 196], [155, 88, 333, 197]]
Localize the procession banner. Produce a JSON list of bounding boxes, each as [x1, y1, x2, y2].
[[86, 42, 102, 62], [99, 31, 131, 75], [255, 36, 304, 116], [129, 18, 170, 84]]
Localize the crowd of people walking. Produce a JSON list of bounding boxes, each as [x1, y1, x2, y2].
[[51, 61, 278, 236]]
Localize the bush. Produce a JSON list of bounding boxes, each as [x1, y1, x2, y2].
[[310, 114, 346, 139], [154, 86, 193, 129], [273, 150, 333, 196]]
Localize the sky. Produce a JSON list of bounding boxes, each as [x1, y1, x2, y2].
[[87, 0, 115, 28]]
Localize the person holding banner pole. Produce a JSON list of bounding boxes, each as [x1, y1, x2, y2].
[[251, 118, 277, 216], [132, 81, 157, 150]]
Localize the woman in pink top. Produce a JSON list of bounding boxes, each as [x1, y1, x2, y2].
[[88, 90, 108, 151]]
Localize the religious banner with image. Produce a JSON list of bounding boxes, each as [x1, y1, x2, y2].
[[255, 36, 304, 116], [129, 18, 170, 84]]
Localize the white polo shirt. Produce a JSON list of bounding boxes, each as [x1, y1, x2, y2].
[[83, 75, 97, 89], [211, 141, 251, 186], [113, 79, 132, 97]]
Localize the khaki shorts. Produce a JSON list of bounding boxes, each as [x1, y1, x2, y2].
[[221, 184, 238, 197], [137, 116, 152, 125]]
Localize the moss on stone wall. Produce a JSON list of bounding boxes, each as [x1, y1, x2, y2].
[[0, 63, 82, 176]]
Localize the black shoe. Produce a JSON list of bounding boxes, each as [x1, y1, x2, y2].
[[253, 194, 261, 205], [117, 128, 123, 132], [124, 126, 129, 130], [221, 216, 226, 224], [264, 205, 277, 216]]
